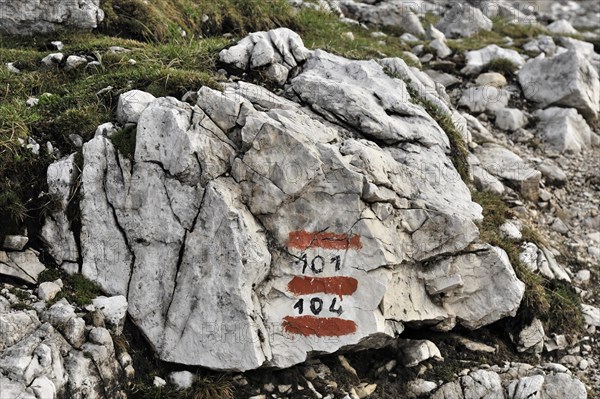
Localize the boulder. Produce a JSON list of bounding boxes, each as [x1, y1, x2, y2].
[[0, 249, 46, 284], [169, 370, 195, 390], [462, 45, 525, 75], [0, 0, 104, 35], [116, 90, 157, 124], [92, 296, 128, 335], [2, 235, 28, 251], [547, 19, 578, 35], [515, 318, 544, 354], [41, 153, 80, 266], [49, 30, 531, 371], [523, 35, 557, 56], [459, 86, 510, 113], [475, 72, 507, 88], [436, 3, 493, 38], [495, 108, 527, 131], [518, 51, 599, 121], [534, 107, 594, 153], [339, 1, 425, 36], [37, 281, 62, 302], [474, 144, 541, 201]]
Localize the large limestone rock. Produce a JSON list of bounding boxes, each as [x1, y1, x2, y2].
[[518, 51, 600, 121], [462, 45, 526, 75], [534, 107, 595, 153], [51, 30, 527, 371], [0, 0, 104, 35], [339, 1, 425, 36], [474, 144, 541, 201], [0, 249, 46, 284], [435, 3, 493, 38]]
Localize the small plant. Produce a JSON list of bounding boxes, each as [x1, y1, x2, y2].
[[110, 125, 137, 159], [40, 268, 103, 307], [128, 376, 235, 399]]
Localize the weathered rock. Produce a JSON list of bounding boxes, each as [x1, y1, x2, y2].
[[516, 318, 544, 354], [0, 249, 46, 284], [64, 55, 88, 71], [518, 51, 600, 121], [92, 296, 128, 335], [459, 86, 510, 113], [582, 304, 600, 332], [398, 339, 443, 367], [475, 72, 507, 88], [2, 235, 28, 251], [536, 161, 567, 187], [523, 35, 557, 56], [0, 0, 104, 35], [534, 107, 594, 153], [474, 144, 541, 201], [436, 3, 492, 38], [547, 19, 578, 35], [37, 281, 62, 302], [219, 27, 310, 75], [41, 153, 80, 266], [169, 370, 195, 390], [462, 45, 525, 75], [57, 30, 531, 372], [339, 1, 425, 36], [430, 39, 452, 59], [496, 108, 527, 131], [116, 90, 157, 124], [541, 373, 587, 399]]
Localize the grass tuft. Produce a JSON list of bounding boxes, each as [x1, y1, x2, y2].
[[39, 268, 103, 307]]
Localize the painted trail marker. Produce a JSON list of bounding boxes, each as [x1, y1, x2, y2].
[[282, 230, 362, 337]]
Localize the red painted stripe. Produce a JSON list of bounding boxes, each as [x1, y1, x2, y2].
[[287, 230, 362, 250], [288, 276, 358, 296], [283, 316, 357, 337]]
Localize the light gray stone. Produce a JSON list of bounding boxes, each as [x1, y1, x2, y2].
[[459, 86, 510, 113], [474, 143, 541, 201], [0, 0, 104, 35], [37, 282, 62, 302], [496, 108, 527, 131], [398, 339, 443, 367], [169, 370, 194, 390], [339, 1, 425, 36], [462, 45, 525, 75], [475, 72, 507, 88], [436, 3, 492, 38], [430, 39, 452, 59], [0, 249, 46, 284], [518, 51, 599, 121], [535, 107, 594, 153], [64, 55, 87, 71], [2, 235, 28, 251], [92, 296, 128, 335], [547, 19, 578, 35], [116, 90, 156, 124], [516, 318, 544, 354]]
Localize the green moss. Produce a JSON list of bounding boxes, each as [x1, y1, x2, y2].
[[40, 268, 102, 307], [111, 125, 137, 159], [296, 9, 417, 65], [482, 57, 518, 77], [401, 83, 470, 182]]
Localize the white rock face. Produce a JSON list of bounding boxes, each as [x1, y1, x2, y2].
[[462, 45, 526, 75], [534, 107, 594, 153], [0, 0, 104, 35], [37, 282, 62, 302], [547, 19, 578, 35], [47, 30, 529, 371], [518, 51, 600, 121], [116, 90, 157, 124], [436, 4, 493, 38]]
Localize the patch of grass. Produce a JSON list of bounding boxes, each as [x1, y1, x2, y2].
[[481, 57, 518, 77], [471, 190, 584, 335], [39, 268, 103, 307], [111, 125, 137, 159], [402, 83, 470, 181], [11, 302, 33, 311], [296, 9, 417, 65], [100, 0, 298, 42], [128, 376, 235, 399], [0, 32, 225, 237], [9, 287, 32, 302]]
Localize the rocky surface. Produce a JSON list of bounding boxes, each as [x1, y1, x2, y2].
[[1, 0, 600, 397], [0, 0, 105, 35]]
